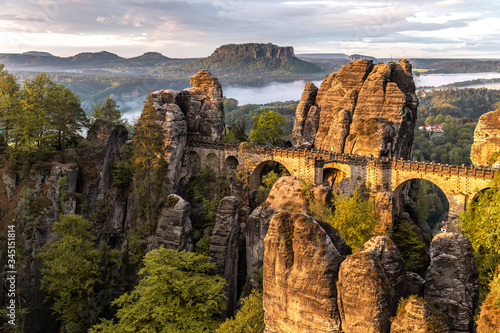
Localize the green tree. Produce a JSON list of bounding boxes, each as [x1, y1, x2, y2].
[[434, 113, 445, 123], [391, 219, 425, 271], [17, 73, 56, 148], [328, 188, 380, 251], [225, 117, 248, 143], [89, 248, 226, 333], [424, 116, 435, 125], [132, 94, 168, 231], [460, 175, 500, 302], [50, 84, 88, 155], [223, 97, 239, 113], [0, 65, 21, 145], [216, 290, 265, 333], [476, 267, 500, 332], [249, 110, 286, 146], [90, 96, 127, 125], [38, 214, 120, 333]]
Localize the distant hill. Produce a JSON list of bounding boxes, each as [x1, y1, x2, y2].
[[408, 58, 500, 73], [177, 43, 323, 75], [0, 51, 193, 71]]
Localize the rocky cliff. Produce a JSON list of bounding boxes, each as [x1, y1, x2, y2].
[[293, 59, 418, 158], [263, 212, 350, 333], [470, 107, 500, 167], [149, 70, 225, 190]]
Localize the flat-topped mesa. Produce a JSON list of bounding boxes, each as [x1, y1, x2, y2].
[[470, 108, 500, 167], [212, 43, 295, 59], [293, 59, 418, 159]]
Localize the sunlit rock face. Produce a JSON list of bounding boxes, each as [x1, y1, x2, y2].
[[263, 212, 350, 333], [293, 59, 418, 159], [424, 233, 479, 333], [390, 295, 450, 333], [470, 108, 500, 167], [336, 236, 406, 333], [149, 69, 225, 190]]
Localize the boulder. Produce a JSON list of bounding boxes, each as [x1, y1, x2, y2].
[[154, 194, 193, 251], [209, 196, 241, 318], [390, 295, 449, 333], [337, 250, 393, 333], [470, 108, 500, 167], [424, 233, 479, 333], [263, 213, 346, 333], [337, 236, 406, 332]]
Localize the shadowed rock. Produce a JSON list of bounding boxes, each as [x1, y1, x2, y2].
[[424, 233, 479, 333], [209, 196, 240, 319], [263, 212, 347, 333]]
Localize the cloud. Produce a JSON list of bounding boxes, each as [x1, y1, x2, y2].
[[0, 0, 499, 58]]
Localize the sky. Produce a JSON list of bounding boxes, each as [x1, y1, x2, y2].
[[1, 0, 499, 59]]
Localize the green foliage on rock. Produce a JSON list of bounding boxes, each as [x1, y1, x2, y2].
[[38, 214, 120, 333], [460, 174, 500, 304], [89, 248, 226, 333], [216, 290, 265, 333], [249, 110, 286, 146], [225, 117, 248, 143], [90, 96, 127, 126], [328, 188, 380, 252], [477, 267, 500, 333], [391, 219, 425, 271]]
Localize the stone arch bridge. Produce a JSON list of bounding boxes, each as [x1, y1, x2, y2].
[[186, 139, 496, 223]]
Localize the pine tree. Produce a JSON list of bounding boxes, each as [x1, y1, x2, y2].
[[0, 65, 21, 145], [90, 96, 126, 125], [132, 94, 167, 231]]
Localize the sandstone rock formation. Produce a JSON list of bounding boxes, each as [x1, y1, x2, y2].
[[424, 233, 479, 333], [2, 171, 16, 201], [209, 196, 240, 318], [263, 212, 349, 333], [150, 89, 187, 190], [293, 59, 418, 159], [176, 69, 225, 142], [292, 82, 319, 149], [154, 194, 193, 251], [476, 271, 500, 333], [390, 295, 449, 333], [470, 108, 500, 167], [85, 119, 128, 204], [149, 70, 225, 190], [337, 236, 406, 333], [245, 176, 326, 274]]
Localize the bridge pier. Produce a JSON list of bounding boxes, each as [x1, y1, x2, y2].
[[314, 159, 324, 185]]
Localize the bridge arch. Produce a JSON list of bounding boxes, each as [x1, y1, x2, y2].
[[249, 160, 290, 191], [393, 178, 450, 230], [225, 156, 239, 170], [323, 167, 347, 187], [185, 151, 201, 173], [205, 152, 219, 172]]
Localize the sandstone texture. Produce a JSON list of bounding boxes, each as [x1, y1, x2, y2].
[[149, 70, 225, 189], [470, 108, 500, 166], [176, 69, 225, 142], [424, 233, 479, 333], [293, 82, 319, 149], [263, 212, 347, 333], [154, 194, 193, 251], [337, 236, 406, 333], [293, 59, 418, 159], [390, 295, 449, 333], [209, 196, 240, 318], [150, 89, 187, 190], [245, 176, 331, 274], [2, 171, 16, 200]]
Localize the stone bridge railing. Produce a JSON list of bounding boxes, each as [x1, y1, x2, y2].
[[186, 138, 497, 181]]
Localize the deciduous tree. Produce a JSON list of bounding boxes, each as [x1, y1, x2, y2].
[[249, 110, 285, 146], [89, 248, 226, 333], [38, 214, 120, 333]]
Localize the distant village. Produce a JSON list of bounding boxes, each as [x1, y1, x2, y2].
[[418, 123, 443, 132]]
